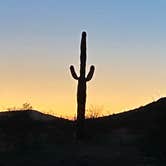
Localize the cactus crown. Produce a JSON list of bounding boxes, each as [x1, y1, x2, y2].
[[70, 31, 95, 81]]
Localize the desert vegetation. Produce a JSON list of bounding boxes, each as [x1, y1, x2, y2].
[[70, 32, 95, 139], [7, 103, 33, 111]]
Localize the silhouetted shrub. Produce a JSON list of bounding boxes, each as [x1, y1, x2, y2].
[[7, 103, 33, 111]]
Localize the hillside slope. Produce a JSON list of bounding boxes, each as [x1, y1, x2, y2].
[[87, 97, 166, 132], [0, 98, 166, 165]]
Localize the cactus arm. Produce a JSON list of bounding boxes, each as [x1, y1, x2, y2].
[[86, 65, 95, 81], [70, 65, 79, 80]]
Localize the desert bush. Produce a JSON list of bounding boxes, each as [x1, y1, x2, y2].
[[7, 103, 33, 111], [86, 105, 104, 119]]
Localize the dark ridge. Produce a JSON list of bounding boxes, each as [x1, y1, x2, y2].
[[88, 97, 166, 120], [0, 110, 74, 151], [0, 109, 70, 122], [0, 97, 166, 130], [0, 98, 166, 165], [85, 97, 166, 133]]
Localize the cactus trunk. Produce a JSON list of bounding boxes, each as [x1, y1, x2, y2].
[[70, 32, 95, 139]]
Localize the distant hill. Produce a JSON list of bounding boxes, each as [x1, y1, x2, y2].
[[0, 98, 166, 165], [0, 97, 166, 136], [0, 110, 73, 153], [86, 97, 166, 131], [0, 97, 166, 137], [0, 110, 69, 122], [1, 97, 165, 124]]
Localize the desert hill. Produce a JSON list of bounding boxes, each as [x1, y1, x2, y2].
[[0, 98, 166, 165], [86, 97, 166, 132]]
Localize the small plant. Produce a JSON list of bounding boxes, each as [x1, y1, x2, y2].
[[7, 103, 33, 111], [86, 105, 104, 119], [21, 103, 33, 110]]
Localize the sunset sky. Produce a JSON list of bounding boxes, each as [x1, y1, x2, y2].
[[0, 0, 165, 118]]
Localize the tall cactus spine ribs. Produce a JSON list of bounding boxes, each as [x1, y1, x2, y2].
[[70, 31, 95, 139]]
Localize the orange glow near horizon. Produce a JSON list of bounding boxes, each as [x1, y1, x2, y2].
[[0, 69, 165, 119], [0, 47, 165, 119], [0, 95, 165, 120]]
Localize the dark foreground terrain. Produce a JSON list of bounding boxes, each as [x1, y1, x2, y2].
[[0, 98, 166, 166]]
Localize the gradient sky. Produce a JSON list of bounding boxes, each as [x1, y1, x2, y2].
[[0, 0, 165, 118]]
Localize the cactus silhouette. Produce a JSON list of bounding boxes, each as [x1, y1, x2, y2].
[[70, 31, 95, 139]]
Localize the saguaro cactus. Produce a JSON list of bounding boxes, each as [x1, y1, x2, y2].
[[70, 31, 95, 139]]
